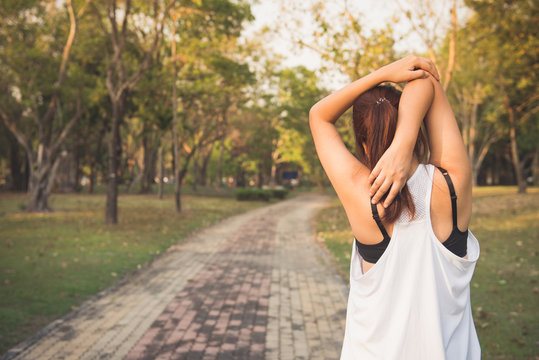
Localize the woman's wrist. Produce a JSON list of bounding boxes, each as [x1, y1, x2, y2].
[[366, 68, 387, 86], [390, 133, 416, 153], [372, 66, 389, 84]]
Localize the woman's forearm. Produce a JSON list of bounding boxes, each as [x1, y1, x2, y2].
[[309, 71, 384, 124], [392, 77, 435, 151], [368, 77, 435, 206]]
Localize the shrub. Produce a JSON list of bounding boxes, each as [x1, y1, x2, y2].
[[235, 188, 289, 201], [235, 188, 270, 201], [269, 188, 288, 199]]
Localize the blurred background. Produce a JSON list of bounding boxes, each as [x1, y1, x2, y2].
[[0, 0, 537, 358]]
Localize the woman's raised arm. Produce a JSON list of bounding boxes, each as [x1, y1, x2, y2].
[[310, 55, 439, 198]]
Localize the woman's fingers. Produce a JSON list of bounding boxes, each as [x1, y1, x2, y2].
[[383, 179, 404, 208], [369, 173, 384, 197], [411, 69, 428, 80], [414, 57, 440, 80], [371, 177, 393, 205], [369, 166, 382, 186]]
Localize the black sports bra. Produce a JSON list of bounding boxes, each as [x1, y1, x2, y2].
[[355, 166, 468, 263]]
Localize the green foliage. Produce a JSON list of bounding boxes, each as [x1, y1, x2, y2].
[[463, 0, 538, 153]]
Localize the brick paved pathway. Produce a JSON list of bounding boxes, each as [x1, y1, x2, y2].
[[3, 194, 348, 360]]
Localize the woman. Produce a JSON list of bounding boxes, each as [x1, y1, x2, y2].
[[309, 55, 480, 359]]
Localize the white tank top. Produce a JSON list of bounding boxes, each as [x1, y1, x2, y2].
[[340, 164, 481, 359]]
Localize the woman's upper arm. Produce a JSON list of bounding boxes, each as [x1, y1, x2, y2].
[[309, 110, 365, 194], [424, 76, 472, 182]]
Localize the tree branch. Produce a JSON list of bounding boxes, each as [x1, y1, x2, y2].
[[41, 0, 80, 128], [442, 0, 457, 91], [121, 0, 176, 93], [91, 3, 111, 37], [0, 110, 33, 158], [76, 0, 92, 19], [51, 99, 83, 156]]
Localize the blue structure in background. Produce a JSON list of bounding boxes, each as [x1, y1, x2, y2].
[[282, 171, 298, 180]]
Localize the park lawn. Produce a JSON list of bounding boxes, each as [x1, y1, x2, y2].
[[0, 192, 267, 355], [315, 186, 539, 359]]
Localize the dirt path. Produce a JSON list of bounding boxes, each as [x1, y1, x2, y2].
[[3, 194, 349, 360]]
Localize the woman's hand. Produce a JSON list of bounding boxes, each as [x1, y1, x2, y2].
[[377, 55, 440, 84], [368, 143, 414, 207]]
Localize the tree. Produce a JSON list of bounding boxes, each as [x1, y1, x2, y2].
[[91, 0, 174, 223], [465, 0, 539, 192], [0, 0, 90, 211], [277, 66, 328, 186], [167, 0, 252, 210], [443, 25, 501, 186]]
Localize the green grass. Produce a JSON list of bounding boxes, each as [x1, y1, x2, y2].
[[0, 192, 267, 355], [314, 186, 539, 359]]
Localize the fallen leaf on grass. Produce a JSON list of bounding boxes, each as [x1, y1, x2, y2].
[[511, 338, 526, 346], [477, 310, 489, 320]]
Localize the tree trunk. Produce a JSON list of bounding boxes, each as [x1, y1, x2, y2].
[[442, 0, 457, 91], [505, 101, 527, 193], [257, 164, 264, 188], [192, 153, 198, 191], [8, 133, 26, 191], [171, 17, 181, 212], [157, 144, 164, 199], [217, 139, 224, 187], [72, 136, 82, 192], [88, 162, 95, 194], [27, 151, 66, 212], [532, 149, 539, 187], [106, 99, 124, 224], [27, 170, 51, 212], [198, 142, 214, 186], [88, 125, 105, 194], [236, 168, 245, 188], [140, 132, 153, 193]]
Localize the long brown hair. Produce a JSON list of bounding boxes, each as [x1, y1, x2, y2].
[[352, 84, 427, 222]]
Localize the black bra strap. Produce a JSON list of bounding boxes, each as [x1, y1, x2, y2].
[[370, 199, 390, 240], [436, 166, 458, 228]]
